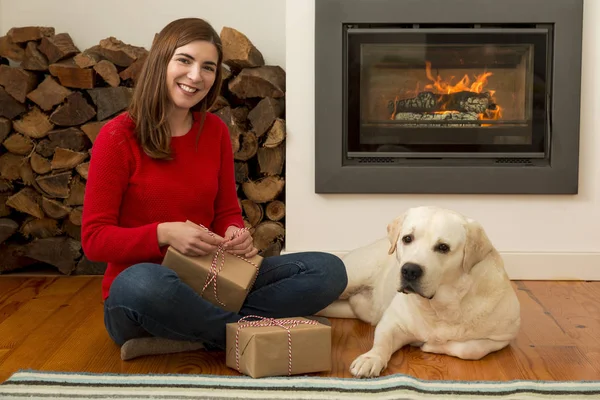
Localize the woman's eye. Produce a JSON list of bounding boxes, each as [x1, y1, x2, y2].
[[402, 235, 412, 244], [203, 65, 215, 72], [177, 58, 191, 64], [436, 243, 450, 253]]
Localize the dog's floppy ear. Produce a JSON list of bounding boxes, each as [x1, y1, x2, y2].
[[462, 218, 493, 273], [386, 214, 405, 255]]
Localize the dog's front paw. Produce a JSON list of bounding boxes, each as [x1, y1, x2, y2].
[[349, 352, 386, 378]]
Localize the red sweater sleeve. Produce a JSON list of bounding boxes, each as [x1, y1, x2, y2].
[[211, 120, 244, 236], [81, 121, 163, 264]]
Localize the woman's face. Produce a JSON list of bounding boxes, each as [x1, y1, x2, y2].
[[165, 40, 218, 112]]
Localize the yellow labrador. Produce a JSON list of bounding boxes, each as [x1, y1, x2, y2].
[[318, 206, 521, 378]]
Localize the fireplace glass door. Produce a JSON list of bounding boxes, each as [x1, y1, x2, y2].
[[344, 26, 552, 161]]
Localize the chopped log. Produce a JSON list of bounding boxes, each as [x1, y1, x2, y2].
[[93, 59, 120, 87], [69, 206, 83, 226], [234, 162, 249, 183], [51, 148, 88, 171], [242, 176, 285, 203], [23, 236, 81, 275], [0, 243, 36, 274], [6, 187, 43, 218], [73, 45, 103, 68], [36, 171, 72, 198], [3, 133, 34, 155], [0, 86, 26, 119], [76, 162, 89, 179], [231, 106, 250, 127], [74, 255, 107, 275], [234, 131, 258, 161], [0, 153, 24, 180], [229, 125, 243, 154], [0, 35, 25, 61], [210, 95, 229, 112], [393, 111, 479, 126], [222, 66, 232, 81], [389, 91, 493, 114], [20, 218, 61, 239], [80, 120, 108, 143], [49, 59, 96, 89], [0, 65, 38, 103], [119, 53, 147, 84], [49, 92, 96, 126], [36, 127, 89, 158], [220, 27, 265, 71], [21, 42, 50, 71], [98, 37, 148, 67], [26, 75, 72, 111], [39, 33, 80, 63], [264, 119, 286, 148], [0, 194, 11, 217], [61, 219, 81, 241], [241, 199, 263, 227], [30, 152, 51, 174], [0, 118, 11, 143], [42, 197, 71, 219], [253, 221, 285, 252], [65, 176, 85, 206], [87, 87, 133, 120], [228, 66, 285, 99], [0, 218, 19, 244], [0, 179, 13, 193], [265, 200, 285, 222], [7, 26, 55, 43], [260, 240, 282, 258], [19, 158, 35, 185], [247, 97, 284, 137], [13, 107, 54, 139], [257, 146, 284, 176]]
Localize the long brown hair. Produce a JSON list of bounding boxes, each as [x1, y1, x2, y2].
[[128, 18, 223, 159]]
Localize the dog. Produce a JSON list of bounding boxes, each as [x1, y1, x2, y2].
[[317, 206, 521, 378]]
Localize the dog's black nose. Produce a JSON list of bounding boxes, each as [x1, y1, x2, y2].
[[401, 263, 423, 281]]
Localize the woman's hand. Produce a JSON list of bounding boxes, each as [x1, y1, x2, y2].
[[223, 225, 258, 258], [158, 222, 224, 256]]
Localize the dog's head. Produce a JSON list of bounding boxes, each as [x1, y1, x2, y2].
[[387, 206, 493, 299]]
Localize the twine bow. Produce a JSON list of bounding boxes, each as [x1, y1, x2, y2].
[[235, 315, 318, 376], [197, 224, 260, 307]]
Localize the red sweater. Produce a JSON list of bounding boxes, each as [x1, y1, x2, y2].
[[81, 112, 244, 300]]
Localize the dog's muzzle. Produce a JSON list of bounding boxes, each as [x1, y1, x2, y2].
[[399, 262, 426, 297]]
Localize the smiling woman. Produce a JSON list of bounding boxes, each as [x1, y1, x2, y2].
[[79, 17, 347, 362]]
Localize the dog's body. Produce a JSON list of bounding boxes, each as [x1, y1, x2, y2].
[[318, 206, 521, 378]]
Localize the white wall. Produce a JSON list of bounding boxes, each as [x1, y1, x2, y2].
[[0, 0, 286, 68], [285, 1, 599, 279]]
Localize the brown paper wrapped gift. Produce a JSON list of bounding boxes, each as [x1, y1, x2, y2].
[[161, 221, 262, 313], [225, 317, 332, 378]]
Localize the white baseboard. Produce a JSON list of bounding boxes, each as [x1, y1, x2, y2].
[[280, 250, 600, 281]]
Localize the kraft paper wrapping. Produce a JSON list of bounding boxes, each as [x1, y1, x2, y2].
[[225, 317, 332, 378], [161, 221, 262, 313]]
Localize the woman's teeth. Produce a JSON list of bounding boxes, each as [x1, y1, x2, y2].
[[178, 84, 198, 93]]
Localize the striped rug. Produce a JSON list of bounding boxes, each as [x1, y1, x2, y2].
[[1, 370, 599, 399]]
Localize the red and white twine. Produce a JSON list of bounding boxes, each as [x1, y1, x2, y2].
[[197, 225, 260, 307], [234, 315, 318, 376]]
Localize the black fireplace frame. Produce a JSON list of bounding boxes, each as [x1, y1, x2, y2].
[[315, 0, 584, 194]]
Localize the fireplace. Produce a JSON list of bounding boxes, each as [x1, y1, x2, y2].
[[315, 0, 584, 194]]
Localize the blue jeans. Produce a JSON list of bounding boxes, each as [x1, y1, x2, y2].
[[103, 252, 347, 350]]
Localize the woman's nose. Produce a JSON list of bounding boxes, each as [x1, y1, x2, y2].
[[188, 66, 202, 82]]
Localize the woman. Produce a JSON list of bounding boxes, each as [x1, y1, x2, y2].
[[81, 17, 347, 360]]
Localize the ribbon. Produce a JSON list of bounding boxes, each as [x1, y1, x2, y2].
[[197, 225, 260, 308], [235, 315, 318, 376]]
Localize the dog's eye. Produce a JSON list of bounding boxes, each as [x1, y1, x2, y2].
[[436, 243, 450, 253], [402, 235, 413, 244]]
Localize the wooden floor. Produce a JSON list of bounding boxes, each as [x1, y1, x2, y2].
[[0, 276, 599, 383]]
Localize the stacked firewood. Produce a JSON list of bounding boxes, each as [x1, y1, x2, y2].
[[0, 26, 286, 275]]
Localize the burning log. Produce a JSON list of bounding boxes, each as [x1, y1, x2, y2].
[[394, 111, 480, 127], [388, 91, 495, 115]]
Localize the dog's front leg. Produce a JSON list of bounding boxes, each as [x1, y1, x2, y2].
[[349, 312, 413, 378]]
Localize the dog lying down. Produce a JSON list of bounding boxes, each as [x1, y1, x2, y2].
[[317, 206, 521, 378]]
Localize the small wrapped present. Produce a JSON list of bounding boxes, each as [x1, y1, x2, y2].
[[161, 221, 262, 313], [226, 316, 332, 378]]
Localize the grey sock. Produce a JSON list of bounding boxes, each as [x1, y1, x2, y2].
[[120, 337, 205, 361]]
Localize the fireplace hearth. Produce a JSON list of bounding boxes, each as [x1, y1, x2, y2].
[[315, 0, 583, 194]]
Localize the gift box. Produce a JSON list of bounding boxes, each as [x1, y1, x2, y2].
[[161, 221, 262, 313], [226, 316, 332, 378]]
